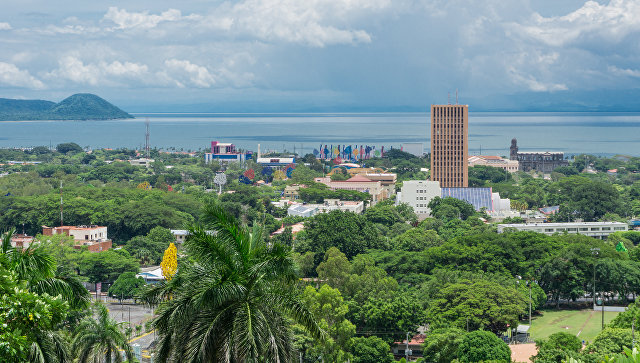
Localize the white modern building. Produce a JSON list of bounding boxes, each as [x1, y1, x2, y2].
[[287, 199, 365, 217], [397, 180, 442, 218], [497, 222, 628, 239], [129, 158, 154, 168]]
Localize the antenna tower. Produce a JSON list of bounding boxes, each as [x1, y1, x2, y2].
[[456, 89, 459, 105], [145, 118, 150, 158], [59, 181, 63, 227]]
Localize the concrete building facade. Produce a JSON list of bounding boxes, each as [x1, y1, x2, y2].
[[468, 155, 519, 173], [314, 175, 386, 205], [397, 180, 442, 217], [510, 138, 568, 172], [430, 104, 468, 187], [497, 221, 628, 239], [42, 225, 112, 252]]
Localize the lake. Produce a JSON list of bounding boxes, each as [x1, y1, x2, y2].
[[1, 112, 639, 157]]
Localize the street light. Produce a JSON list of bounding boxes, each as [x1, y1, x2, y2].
[[591, 248, 600, 308]]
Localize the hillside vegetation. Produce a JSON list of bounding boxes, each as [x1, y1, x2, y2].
[[0, 93, 132, 121]]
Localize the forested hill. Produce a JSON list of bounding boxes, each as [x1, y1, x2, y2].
[[0, 93, 133, 121]]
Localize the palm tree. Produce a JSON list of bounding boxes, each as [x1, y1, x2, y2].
[[71, 303, 134, 363], [141, 202, 323, 362], [2, 228, 91, 362], [1, 228, 90, 310]]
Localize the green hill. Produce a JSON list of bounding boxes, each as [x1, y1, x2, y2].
[[0, 93, 133, 121]]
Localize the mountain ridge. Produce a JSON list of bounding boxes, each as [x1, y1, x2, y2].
[[0, 93, 133, 121]]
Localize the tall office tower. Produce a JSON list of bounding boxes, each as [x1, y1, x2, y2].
[[430, 104, 469, 187]]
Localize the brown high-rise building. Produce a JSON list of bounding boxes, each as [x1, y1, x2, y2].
[[430, 104, 468, 187]]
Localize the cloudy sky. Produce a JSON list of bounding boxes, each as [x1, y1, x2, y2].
[[1, 0, 639, 111]]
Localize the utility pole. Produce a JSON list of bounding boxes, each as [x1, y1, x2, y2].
[[406, 332, 410, 362], [529, 281, 532, 328], [633, 320, 636, 350], [59, 181, 63, 226], [591, 248, 600, 308]]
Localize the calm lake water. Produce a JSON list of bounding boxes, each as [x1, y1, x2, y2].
[[0, 112, 639, 156]]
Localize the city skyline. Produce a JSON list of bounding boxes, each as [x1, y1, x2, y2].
[[2, 1, 640, 112]]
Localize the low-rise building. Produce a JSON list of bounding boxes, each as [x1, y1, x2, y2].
[[42, 225, 112, 252], [283, 185, 303, 200], [398, 180, 511, 217], [256, 157, 296, 169], [287, 199, 365, 217], [397, 180, 442, 218], [468, 155, 519, 173], [10, 234, 35, 249], [314, 175, 386, 205], [205, 141, 252, 163], [129, 158, 155, 168], [363, 173, 397, 197], [497, 221, 628, 239]]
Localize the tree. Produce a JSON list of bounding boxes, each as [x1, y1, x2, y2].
[[427, 279, 526, 334], [533, 332, 582, 363], [587, 327, 632, 355], [141, 202, 323, 362], [316, 247, 351, 289], [457, 330, 511, 363], [71, 303, 134, 363], [298, 285, 356, 362], [76, 250, 139, 283], [392, 227, 442, 251], [298, 210, 383, 260], [422, 328, 466, 363], [108, 271, 145, 301], [350, 336, 394, 363], [56, 142, 83, 154], [160, 243, 177, 281], [428, 196, 476, 220], [0, 254, 70, 363]]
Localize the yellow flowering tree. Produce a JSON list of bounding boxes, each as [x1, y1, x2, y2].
[[161, 243, 177, 281]]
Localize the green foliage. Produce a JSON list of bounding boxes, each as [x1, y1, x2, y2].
[[428, 196, 476, 220], [422, 327, 466, 363], [350, 336, 394, 363], [56, 142, 83, 154], [108, 271, 145, 300], [76, 250, 139, 283], [469, 165, 512, 186], [140, 202, 323, 362], [71, 303, 134, 363], [427, 279, 526, 334], [588, 328, 633, 355], [392, 227, 442, 251], [124, 226, 175, 265], [299, 284, 356, 362], [297, 210, 384, 260], [457, 330, 511, 363]]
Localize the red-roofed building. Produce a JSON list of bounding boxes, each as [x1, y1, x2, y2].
[[392, 333, 426, 359], [42, 225, 112, 252]]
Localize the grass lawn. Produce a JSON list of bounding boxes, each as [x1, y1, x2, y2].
[[525, 309, 620, 343]]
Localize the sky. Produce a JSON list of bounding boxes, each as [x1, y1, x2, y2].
[[1, 0, 640, 112]]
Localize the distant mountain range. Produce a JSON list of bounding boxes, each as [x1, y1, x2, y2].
[[0, 93, 133, 121]]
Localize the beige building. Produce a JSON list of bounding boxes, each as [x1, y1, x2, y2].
[[42, 225, 111, 252], [468, 155, 519, 173], [314, 175, 386, 205], [431, 104, 468, 187]]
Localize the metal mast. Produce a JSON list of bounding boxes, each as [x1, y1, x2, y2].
[[59, 181, 63, 226]]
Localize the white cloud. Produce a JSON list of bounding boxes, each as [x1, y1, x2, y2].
[[47, 56, 151, 86], [513, 0, 640, 47], [0, 22, 11, 30], [210, 0, 388, 46], [103, 7, 200, 30], [508, 66, 567, 92], [609, 65, 640, 78], [163, 59, 216, 88], [0, 62, 45, 89]]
